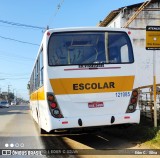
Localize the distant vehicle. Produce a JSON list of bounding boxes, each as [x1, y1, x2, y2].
[[11, 101, 17, 106], [0, 100, 9, 108]]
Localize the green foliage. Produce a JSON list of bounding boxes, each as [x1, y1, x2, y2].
[[148, 130, 160, 148], [104, 117, 160, 148]]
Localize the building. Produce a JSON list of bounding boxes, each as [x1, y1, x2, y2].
[[99, 0, 160, 47], [99, 1, 160, 122]]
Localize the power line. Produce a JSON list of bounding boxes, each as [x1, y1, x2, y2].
[[0, 35, 39, 46], [0, 73, 29, 77], [0, 57, 33, 64], [54, 0, 64, 18], [48, 0, 65, 27], [1, 77, 28, 80], [0, 53, 34, 61], [0, 19, 46, 30]]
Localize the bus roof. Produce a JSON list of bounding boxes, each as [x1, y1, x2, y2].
[[45, 26, 128, 34]]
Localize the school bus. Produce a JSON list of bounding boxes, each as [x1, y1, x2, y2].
[[28, 27, 140, 133]]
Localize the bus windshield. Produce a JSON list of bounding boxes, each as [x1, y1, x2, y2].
[[48, 31, 134, 66]]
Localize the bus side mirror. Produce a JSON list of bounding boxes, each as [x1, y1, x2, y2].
[[27, 83, 30, 90]]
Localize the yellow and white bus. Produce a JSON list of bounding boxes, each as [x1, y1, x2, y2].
[[28, 27, 140, 133]]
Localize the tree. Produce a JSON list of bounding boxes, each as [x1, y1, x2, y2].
[[8, 92, 14, 103]]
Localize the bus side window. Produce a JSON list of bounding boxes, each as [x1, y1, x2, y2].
[[36, 59, 40, 88], [33, 68, 36, 91], [39, 48, 44, 87], [30, 73, 33, 93]]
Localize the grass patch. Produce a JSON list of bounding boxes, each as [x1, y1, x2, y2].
[[104, 116, 160, 148], [145, 130, 160, 148]]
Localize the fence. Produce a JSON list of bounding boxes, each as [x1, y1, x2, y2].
[[138, 84, 160, 120]]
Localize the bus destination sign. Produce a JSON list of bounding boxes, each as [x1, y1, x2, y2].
[[146, 26, 160, 50]]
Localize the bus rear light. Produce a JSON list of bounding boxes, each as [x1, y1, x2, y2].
[[57, 114, 63, 118], [132, 90, 138, 97], [47, 31, 51, 36], [62, 121, 68, 124], [47, 92, 64, 118], [128, 31, 131, 35], [130, 98, 137, 104], [51, 109, 63, 118], [48, 95, 55, 102], [128, 104, 135, 111], [50, 102, 57, 109], [124, 116, 130, 119], [126, 89, 139, 113], [53, 108, 60, 115]]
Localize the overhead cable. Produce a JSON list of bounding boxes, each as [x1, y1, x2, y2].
[[0, 19, 45, 30], [0, 35, 39, 46], [48, 0, 65, 26]]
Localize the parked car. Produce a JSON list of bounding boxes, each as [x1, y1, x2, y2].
[[0, 100, 9, 108], [11, 101, 17, 106]]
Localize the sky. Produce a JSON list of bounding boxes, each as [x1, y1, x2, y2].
[[0, 0, 144, 100]]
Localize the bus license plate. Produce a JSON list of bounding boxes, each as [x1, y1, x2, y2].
[[88, 102, 104, 108]]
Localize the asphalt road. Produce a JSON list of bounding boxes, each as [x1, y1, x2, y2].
[[0, 104, 159, 158]]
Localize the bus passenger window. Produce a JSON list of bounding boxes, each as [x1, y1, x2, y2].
[[39, 49, 44, 86]]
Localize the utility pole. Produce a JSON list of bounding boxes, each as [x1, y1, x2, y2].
[[8, 85, 11, 94], [13, 89, 15, 100], [0, 88, 1, 99], [8, 85, 11, 103]]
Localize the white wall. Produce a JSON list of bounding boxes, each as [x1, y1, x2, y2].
[[107, 13, 122, 28], [104, 2, 160, 88], [126, 30, 160, 88]]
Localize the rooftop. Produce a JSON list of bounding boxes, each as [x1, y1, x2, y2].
[[99, 0, 159, 27]]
